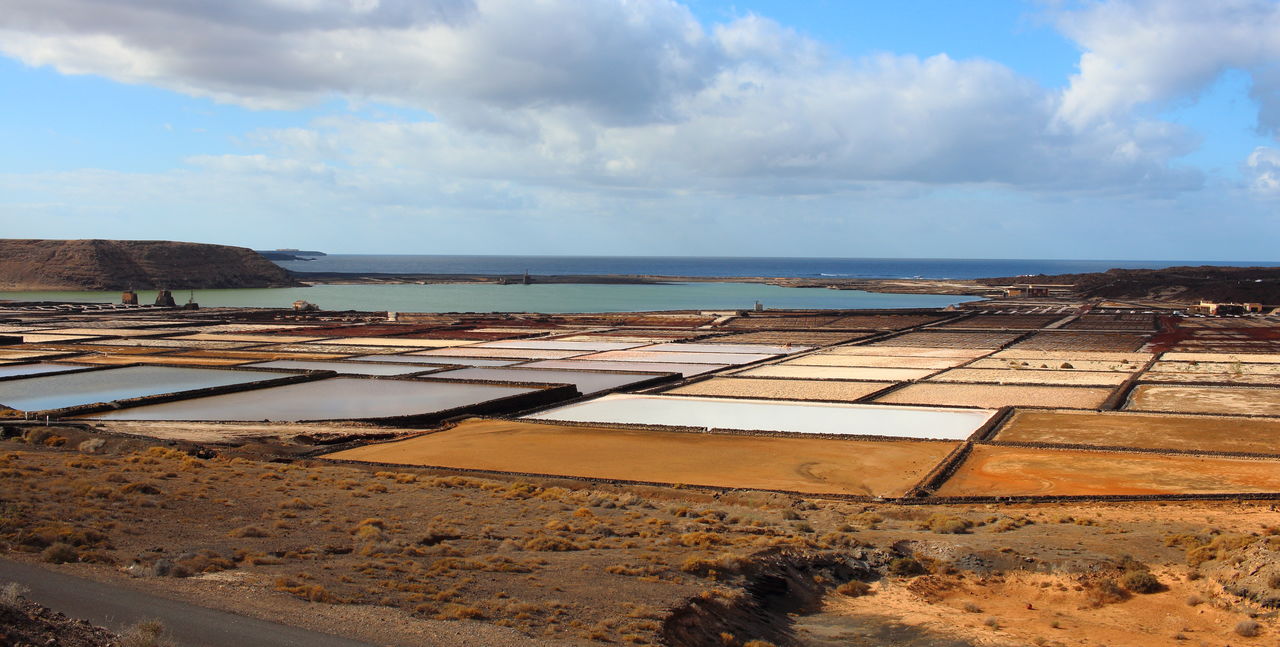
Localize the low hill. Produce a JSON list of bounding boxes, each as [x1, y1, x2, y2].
[[979, 265, 1280, 303], [0, 239, 301, 290]]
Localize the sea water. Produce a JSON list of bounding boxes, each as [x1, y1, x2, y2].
[[0, 282, 965, 312]]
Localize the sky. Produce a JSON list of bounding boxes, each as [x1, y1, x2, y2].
[[1, 0, 1279, 260]]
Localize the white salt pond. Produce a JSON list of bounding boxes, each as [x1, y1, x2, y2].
[[577, 350, 775, 365], [345, 355, 520, 367], [420, 367, 668, 395], [242, 360, 433, 376], [0, 365, 292, 411], [641, 342, 811, 355], [0, 362, 91, 379], [472, 340, 647, 352], [519, 359, 725, 377], [84, 377, 539, 422], [524, 393, 994, 440]]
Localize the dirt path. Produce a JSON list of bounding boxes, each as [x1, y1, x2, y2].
[[0, 558, 377, 647]]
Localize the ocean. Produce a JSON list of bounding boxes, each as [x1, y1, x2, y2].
[[6, 256, 1276, 313], [273, 255, 1280, 279], [0, 283, 964, 313]]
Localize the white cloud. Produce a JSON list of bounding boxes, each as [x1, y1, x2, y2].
[[0, 0, 1213, 197], [1246, 146, 1280, 194], [1054, 0, 1280, 134]]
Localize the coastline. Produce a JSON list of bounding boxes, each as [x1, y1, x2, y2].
[[289, 272, 994, 296]]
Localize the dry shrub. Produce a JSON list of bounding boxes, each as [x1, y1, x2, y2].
[[681, 554, 742, 577], [436, 603, 484, 620], [40, 542, 77, 563], [274, 578, 334, 602], [119, 620, 175, 647], [523, 535, 580, 552], [1121, 571, 1162, 594], [119, 482, 161, 496], [1085, 578, 1128, 607], [77, 438, 106, 454], [227, 525, 269, 539], [924, 514, 972, 534], [172, 550, 234, 577], [835, 580, 871, 597], [0, 582, 27, 609], [887, 557, 927, 577], [1235, 619, 1261, 637]]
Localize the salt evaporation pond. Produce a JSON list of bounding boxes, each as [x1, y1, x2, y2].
[[473, 340, 647, 352], [578, 350, 776, 365], [525, 393, 994, 440], [345, 355, 520, 367], [421, 367, 669, 395], [85, 377, 538, 422], [519, 359, 725, 377], [241, 360, 434, 376], [0, 365, 291, 411], [0, 363, 91, 379], [641, 342, 810, 355]]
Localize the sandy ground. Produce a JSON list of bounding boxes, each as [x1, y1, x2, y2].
[[663, 377, 894, 401], [936, 444, 1280, 496], [927, 368, 1131, 386], [994, 409, 1280, 454], [326, 418, 959, 497], [1126, 384, 1280, 416], [814, 565, 1259, 647], [875, 383, 1113, 409], [740, 365, 937, 381]]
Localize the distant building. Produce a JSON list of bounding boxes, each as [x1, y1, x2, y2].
[[1004, 284, 1051, 298], [154, 290, 176, 307], [292, 300, 319, 312], [1188, 301, 1264, 315], [121, 290, 138, 305]]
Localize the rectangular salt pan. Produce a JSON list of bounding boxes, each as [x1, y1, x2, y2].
[[519, 359, 725, 377], [421, 367, 666, 395], [472, 340, 647, 352], [0, 365, 292, 412], [642, 342, 811, 355], [0, 363, 91, 379], [241, 360, 433, 376], [525, 393, 994, 440], [577, 350, 775, 365], [410, 347, 589, 360], [346, 355, 520, 367], [86, 378, 538, 422]]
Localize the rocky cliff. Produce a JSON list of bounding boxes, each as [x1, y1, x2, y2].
[[0, 239, 301, 290]]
